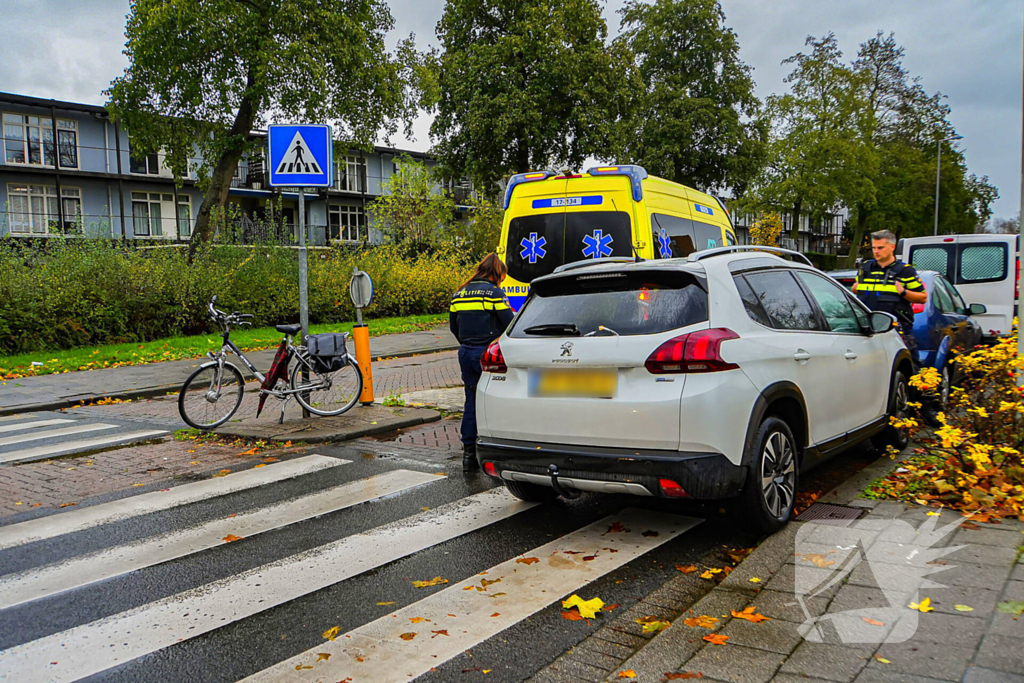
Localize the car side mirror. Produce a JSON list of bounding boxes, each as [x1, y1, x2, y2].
[[869, 311, 898, 334], [969, 303, 987, 316]]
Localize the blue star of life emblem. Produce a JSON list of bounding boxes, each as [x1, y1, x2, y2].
[[519, 232, 547, 264], [658, 229, 673, 258], [582, 229, 614, 259]]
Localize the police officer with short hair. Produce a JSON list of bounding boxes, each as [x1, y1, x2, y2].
[[852, 230, 927, 360], [450, 254, 514, 472]]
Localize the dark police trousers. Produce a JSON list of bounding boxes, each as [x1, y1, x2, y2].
[[458, 345, 486, 447]]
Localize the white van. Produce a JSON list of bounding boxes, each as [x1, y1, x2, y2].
[[897, 233, 1019, 338]]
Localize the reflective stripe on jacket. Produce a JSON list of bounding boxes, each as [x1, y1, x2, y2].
[[856, 259, 924, 324], [449, 279, 515, 347]]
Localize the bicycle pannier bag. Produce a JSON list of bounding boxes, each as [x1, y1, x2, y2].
[[307, 333, 349, 374]]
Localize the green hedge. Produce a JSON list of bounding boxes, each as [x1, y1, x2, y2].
[[0, 239, 473, 355]]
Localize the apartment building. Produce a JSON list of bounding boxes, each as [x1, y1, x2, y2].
[[0, 91, 460, 244]]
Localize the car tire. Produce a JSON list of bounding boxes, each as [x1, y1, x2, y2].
[[740, 416, 799, 535], [504, 479, 560, 503], [872, 369, 911, 452]]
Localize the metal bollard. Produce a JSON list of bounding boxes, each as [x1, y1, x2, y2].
[[353, 324, 375, 405]]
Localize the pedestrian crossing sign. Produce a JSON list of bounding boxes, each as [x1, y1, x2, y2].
[[267, 124, 333, 187]]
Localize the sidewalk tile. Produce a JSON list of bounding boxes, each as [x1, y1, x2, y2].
[[952, 527, 1024, 548], [864, 501, 909, 520], [1012, 563, 1024, 582], [559, 648, 620, 672], [717, 522, 804, 596], [718, 617, 803, 655], [685, 589, 752, 626], [973, 634, 1024, 675], [786, 541, 853, 566], [682, 643, 785, 683], [546, 657, 608, 682], [924, 586, 1001, 616], [927, 562, 1012, 590], [848, 560, 926, 595], [779, 642, 874, 681], [963, 666, 1024, 683], [749, 588, 829, 623], [601, 626, 706, 682], [1003, 579, 1024, 601], [943, 543, 1019, 567], [827, 585, 911, 615], [848, 499, 879, 509], [872, 640, 974, 681], [867, 540, 948, 566], [766, 563, 843, 600], [575, 636, 634, 660], [906, 610, 987, 648], [855, 669, 948, 683], [802, 523, 880, 548], [592, 626, 646, 650], [988, 611, 1024, 639]]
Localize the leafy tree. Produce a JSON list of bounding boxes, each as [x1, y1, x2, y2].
[[452, 195, 504, 259], [615, 0, 765, 194], [430, 0, 635, 189], [107, 0, 414, 254], [748, 212, 783, 247], [741, 34, 875, 244], [990, 212, 1020, 235], [368, 156, 457, 249]]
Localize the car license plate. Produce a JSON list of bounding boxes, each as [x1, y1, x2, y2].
[[530, 369, 618, 398]]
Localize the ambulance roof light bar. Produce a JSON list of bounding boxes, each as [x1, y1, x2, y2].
[[503, 171, 554, 209], [585, 165, 648, 202]]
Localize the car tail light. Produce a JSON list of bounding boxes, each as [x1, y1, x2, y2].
[[912, 303, 925, 314], [659, 479, 689, 498], [644, 328, 739, 374], [1015, 258, 1019, 300], [483, 462, 497, 477], [481, 340, 507, 373]]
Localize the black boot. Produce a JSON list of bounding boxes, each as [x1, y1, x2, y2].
[[462, 444, 478, 472]]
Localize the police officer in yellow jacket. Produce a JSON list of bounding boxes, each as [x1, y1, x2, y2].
[[450, 254, 514, 472], [852, 230, 927, 361]]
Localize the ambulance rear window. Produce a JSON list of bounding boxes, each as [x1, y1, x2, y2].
[[510, 271, 708, 337], [506, 211, 633, 283]]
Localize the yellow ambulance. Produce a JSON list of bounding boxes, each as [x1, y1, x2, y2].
[[497, 165, 737, 310]]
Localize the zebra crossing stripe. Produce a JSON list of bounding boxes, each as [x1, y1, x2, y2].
[[0, 488, 534, 683], [0, 468, 442, 609], [0, 422, 117, 447], [0, 429, 168, 464], [242, 508, 701, 683], [0, 419, 75, 434], [0, 455, 349, 551]]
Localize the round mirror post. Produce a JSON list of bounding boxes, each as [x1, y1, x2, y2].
[[350, 267, 375, 405]]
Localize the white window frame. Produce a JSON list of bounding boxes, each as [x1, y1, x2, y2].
[[335, 154, 367, 193], [131, 191, 176, 238], [3, 113, 79, 169], [328, 204, 366, 242], [6, 183, 82, 235], [176, 195, 192, 237]]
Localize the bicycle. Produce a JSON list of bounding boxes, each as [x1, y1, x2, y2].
[[177, 296, 364, 430]]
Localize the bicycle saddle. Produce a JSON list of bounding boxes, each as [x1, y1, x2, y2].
[[275, 324, 302, 336]]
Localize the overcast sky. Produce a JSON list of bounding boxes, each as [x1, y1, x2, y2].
[[1, 0, 1020, 219]]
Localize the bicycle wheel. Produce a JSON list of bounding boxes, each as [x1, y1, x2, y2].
[[291, 358, 363, 417], [178, 362, 245, 430]]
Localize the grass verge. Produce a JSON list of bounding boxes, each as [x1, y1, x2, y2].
[[1, 314, 447, 381]]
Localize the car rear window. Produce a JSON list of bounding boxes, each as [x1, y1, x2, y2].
[[959, 244, 1007, 283], [909, 245, 953, 279], [510, 271, 708, 337], [506, 211, 633, 283]]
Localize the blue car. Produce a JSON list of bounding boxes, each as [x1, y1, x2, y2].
[[830, 269, 985, 406]]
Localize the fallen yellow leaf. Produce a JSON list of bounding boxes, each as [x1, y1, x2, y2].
[[731, 607, 770, 623], [322, 626, 340, 641], [240, 448, 259, 456], [618, 671, 637, 679], [412, 576, 448, 588], [749, 577, 762, 583], [703, 634, 729, 645], [954, 605, 974, 612], [516, 557, 540, 565], [221, 534, 244, 543], [875, 656, 891, 664], [677, 564, 698, 574], [683, 615, 719, 629], [562, 594, 605, 619], [377, 602, 396, 606], [862, 617, 885, 626], [254, 464, 267, 468], [316, 653, 331, 662], [399, 632, 417, 641], [409, 617, 425, 624], [909, 597, 934, 613], [295, 664, 313, 670]]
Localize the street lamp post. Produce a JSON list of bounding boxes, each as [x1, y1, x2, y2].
[[933, 133, 963, 236]]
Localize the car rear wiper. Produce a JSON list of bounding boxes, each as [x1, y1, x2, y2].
[[523, 323, 581, 336]]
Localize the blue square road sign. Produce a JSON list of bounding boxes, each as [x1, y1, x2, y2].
[[267, 124, 334, 187]]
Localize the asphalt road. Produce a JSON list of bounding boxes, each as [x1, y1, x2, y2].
[[0, 420, 876, 683]]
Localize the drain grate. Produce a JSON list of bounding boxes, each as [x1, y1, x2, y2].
[[796, 503, 866, 527]]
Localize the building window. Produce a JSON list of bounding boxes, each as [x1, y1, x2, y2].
[[130, 149, 161, 175], [6, 184, 82, 234], [336, 155, 367, 193], [132, 191, 176, 237], [177, 196, 192, 237], [2, 114, 78, 168], [328, 204, 366, 241]]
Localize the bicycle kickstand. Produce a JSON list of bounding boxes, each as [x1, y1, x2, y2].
[[278, 395, 292, 425]]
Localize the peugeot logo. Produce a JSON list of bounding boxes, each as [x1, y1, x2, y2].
[[560, 342, 574, 357]]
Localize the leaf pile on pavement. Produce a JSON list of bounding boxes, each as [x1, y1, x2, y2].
[[682, 614, 719, 629], [411, 576, 448, 588], [865, 330, 1024, 521], [635, 616, 672, 633]]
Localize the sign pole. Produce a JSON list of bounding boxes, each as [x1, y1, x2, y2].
[[1018, 6, 1023, 386], [298, 189, 310, 418]]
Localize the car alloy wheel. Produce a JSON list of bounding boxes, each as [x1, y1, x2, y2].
[[760, 431, 796, 520]]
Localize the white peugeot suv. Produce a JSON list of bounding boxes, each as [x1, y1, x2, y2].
[[475, 247, 913, 533]]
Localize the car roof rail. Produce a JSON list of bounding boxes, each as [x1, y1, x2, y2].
[[553, 257, 639, 274], [686, 245, 813, 267]]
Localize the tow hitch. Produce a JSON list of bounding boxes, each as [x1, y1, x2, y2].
[[548, 464, 581, 500]]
